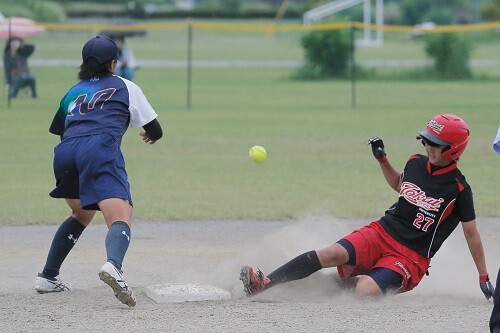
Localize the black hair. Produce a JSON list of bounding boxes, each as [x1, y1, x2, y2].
[[78, 58, 113, 80]]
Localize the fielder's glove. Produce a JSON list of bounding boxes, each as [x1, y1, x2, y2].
[[479, 274, 495, 300], [367, 136, 387, 162]]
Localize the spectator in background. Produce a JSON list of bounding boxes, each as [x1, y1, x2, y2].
[[3, 37, 37, 98], [112, 36, 136, 81]]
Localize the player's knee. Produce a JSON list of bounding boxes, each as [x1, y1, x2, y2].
[[317, 244, 349, 268], [72, 210, 95, 226], [355, 276, 383, 297]]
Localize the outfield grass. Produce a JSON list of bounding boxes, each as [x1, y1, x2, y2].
[[1, 64, 499, 225], [1, 23, 499, 225]]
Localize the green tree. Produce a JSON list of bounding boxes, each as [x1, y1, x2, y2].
[[0, 0, 65, 22], [294, 28, 353, 79], [400, 0, 471, 25], [425, 33, 473, 80], [481, 0, 500, 21]]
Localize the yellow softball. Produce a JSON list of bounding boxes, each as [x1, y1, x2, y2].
[[249, 146, 267, 163]]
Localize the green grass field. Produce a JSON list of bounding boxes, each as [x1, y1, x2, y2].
[[1, 22, 499, 225]]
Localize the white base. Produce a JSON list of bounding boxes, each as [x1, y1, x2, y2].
[[146, 283, 232, 303]]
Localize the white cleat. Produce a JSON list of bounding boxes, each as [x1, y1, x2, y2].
[[35, 273, 73, 293], [98, 262, 136, 307]]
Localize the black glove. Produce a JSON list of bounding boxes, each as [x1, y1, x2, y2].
[[367, 136, 387, 161], [480, 274, 495, 300]]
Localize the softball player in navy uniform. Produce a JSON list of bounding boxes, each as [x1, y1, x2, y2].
[[240, 114, 495, 300], [491, 128, 500, 333], [492, 269, 500, 333], [34, 35, 163, 307]]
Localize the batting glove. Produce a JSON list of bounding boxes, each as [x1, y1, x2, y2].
[[367, 136, 387, 163], [479, 274, 495, 300]]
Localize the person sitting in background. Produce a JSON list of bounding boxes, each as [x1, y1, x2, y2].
[[3, 37, 37, 98], [111, 36, 136, 81]]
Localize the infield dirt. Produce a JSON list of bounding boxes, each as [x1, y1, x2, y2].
[[1, 217, 498, 333]]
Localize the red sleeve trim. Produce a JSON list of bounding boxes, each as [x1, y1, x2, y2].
[[455, 178, 464, 192]]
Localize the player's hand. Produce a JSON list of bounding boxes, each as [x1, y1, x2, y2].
[[479, 274, 495, 300], [140, 131, 157, 145], [367, 136, 387, 161]]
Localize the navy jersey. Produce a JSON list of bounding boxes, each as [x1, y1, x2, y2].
[[49, 75, 157, 143], [379, 154, 475, 258]]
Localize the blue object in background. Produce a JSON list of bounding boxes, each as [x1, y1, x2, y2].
[[494, 126, 500, 153]]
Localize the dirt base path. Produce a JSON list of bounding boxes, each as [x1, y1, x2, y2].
[[1, 217, 498, 333]]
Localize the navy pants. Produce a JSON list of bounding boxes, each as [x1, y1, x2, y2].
[[491, 268, 500, 333], [9, 72, 37, 98]]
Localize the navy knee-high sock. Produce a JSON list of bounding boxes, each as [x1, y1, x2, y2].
[[266, 251, 322, 289], [105, 221, 131, 270], [42, 216, 86, 278]]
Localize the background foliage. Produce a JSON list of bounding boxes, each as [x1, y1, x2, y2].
[[0, 0, 66, 22], [425, 33, 473, 80], [1, 0, 500, 23], [295, 28, 353, 79]]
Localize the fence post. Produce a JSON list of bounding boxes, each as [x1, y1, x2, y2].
[[187, 20, 193, 109], [350, 23, 356, 108]]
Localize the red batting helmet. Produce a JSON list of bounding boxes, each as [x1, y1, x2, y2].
[[417, 114, 470, 161]]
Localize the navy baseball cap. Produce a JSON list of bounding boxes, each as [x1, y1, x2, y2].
[[82, 35, 118, 64]]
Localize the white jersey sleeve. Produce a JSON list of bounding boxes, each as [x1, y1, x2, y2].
[[123, 78, 158, 128]]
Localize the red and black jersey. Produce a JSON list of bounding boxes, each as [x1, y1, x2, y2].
[[379, 154, 475, 258]]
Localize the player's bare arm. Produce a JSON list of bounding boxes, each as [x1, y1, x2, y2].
[[378, 161, 402, 192], [462, 220, 488, 276], [462, 220, 495, 300]]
